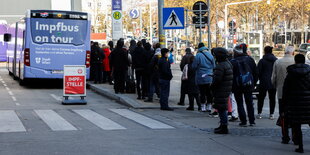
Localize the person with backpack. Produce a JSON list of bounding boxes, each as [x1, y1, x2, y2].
[[282, 54, 310, 153], [230, 43, 258, 127], [192, 43, 216, 112], [257, 46, 277, 120], [178, 48, 194, 106], [212, 47, 233, 134], [91, 42, 105, 84]]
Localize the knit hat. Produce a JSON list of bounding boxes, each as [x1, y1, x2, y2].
[[213, 47, 228, 61], [233, 44, 244, 54]]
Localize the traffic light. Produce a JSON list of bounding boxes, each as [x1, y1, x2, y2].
[[229, 20, 236, 35]]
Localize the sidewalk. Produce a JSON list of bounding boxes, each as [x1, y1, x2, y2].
[[87, 64, 184, 109]]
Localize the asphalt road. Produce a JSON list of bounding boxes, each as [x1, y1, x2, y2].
[[0, 65, 308, 155]]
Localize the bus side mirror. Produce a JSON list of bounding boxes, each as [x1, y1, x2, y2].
[[4, 33, 11, 42]]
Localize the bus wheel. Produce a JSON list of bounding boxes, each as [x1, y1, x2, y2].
[[19, 79, 27, 86], [13, 76, 18, 80], [9, 72, 13, 76]]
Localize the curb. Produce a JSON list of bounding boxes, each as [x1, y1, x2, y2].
[[87, 83, 157, 109]]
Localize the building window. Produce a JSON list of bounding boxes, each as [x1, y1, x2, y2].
[[98, 2, 102, 7], [88, 2, 92, 8]]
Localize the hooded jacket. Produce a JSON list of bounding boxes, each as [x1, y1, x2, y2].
[[212, 48, 233, 110], [180, 52, 194, 71], [257, 53, 277, 90], [283, 63, 310, 124], [191, 46, 216, 85]]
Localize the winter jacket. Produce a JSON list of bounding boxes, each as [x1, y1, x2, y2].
[[271, 54, 295, 99], [180, 53, 194, 71], [158, 57, 173, 80], [192, 47, 216, 85], [131, 46, 148, 71], [257, 53, 277, 90], [91, 45, 105, 64], [230, 54, 258, 92], [212, 60, 233, 110], [185, 63, 200, 94], [110, 47, 129, 71], [149, 50, 161, 78], [102, 48, 111, 72], [283, 63, 310, 124]]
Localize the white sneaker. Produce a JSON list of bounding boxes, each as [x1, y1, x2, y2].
[[206, 104, 212, 112], [201, 104, 206, 112], [269, 114, 274, 120], [257, 114, 262, 119]]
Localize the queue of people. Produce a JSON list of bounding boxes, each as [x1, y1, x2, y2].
[[89, 39, 310, 153]]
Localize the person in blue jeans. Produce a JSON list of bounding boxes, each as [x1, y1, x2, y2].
[[158, 48, 173, 111], [230, 43, 258, 127]]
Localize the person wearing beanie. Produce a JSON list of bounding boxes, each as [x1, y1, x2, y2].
[[158, 48, 173, 111], [231, 43, 258, 127], [257, 46, 277, 120], [192, 43, 216, 112], [178, 48, 194, 106], [212, 47, 233, 134], [282, 54, 310, 153]]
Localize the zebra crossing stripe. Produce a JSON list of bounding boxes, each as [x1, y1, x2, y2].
[[35, 110, 77, 131], [110, 109, 174, 129], [73, 109, 126, 130], [0, 110, 26, 132]]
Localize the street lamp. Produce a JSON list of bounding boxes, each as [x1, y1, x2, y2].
[[224, 0, 264, 48]]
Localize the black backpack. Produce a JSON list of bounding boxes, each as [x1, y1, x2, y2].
[[233, 57, 253, 87]]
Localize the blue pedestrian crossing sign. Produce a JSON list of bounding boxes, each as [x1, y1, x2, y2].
[[163, 7, 184, 29]]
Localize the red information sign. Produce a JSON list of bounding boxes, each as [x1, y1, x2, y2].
[[63, 65, 86, 96]]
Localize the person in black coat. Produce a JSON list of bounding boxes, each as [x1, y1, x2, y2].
[[212, 48, 233, 134], [110, 39, 129, 93], [185, 55, 201, 111], [91, 42, 105, 84], [282, 54, 310, 153], [178, 48, 194, 106], [158, 48, 173, 111], [257, 46, 277, 119], [231, 44, 258, 127], [131, 41, 148, 99]]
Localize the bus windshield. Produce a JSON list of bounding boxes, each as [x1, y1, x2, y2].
[[30, 11, 88, 46]]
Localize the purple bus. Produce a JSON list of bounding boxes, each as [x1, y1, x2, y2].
[[0, 23, 8, 62], [4, 10, 91, 84]]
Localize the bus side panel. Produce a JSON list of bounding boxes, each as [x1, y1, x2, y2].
[[15, 22, 25, 79], [6, 24, 16, 74], [0, 24, 8, 62]]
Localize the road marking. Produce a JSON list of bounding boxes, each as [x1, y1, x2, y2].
[[110, 109, 174, 129], [3, 84, 7, 87], [15, 103, 20, 106], [74, 109, 126, 130], [35, 110, 77, 131], [8, 91, 13, 96], [0, 110, 26, 132], [5, 87, 10, 91], [1, 81, 5, 83], [12, 96, 17, 101], [50, 94, 62, 102]]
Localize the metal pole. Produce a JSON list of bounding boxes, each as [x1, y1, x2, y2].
[[224, 4, 228, 49], [185, 9, 188, 47], [199, 3, 202, 43], [207, 0, 211, 50], [158, 0, 165, 48], [149, 1, 153, 43], [285, 21, 287, 46], [140, 8, 143, 39]]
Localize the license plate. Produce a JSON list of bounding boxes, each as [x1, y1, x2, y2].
[[52, 70, 64, 74]]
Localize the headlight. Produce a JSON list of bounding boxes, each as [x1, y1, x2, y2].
[[307, 53, 310, 60]]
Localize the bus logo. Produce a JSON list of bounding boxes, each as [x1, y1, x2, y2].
[[35, 57, 41, 64], [78, 69, 83, 74], [40, 12, 49, 18]]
